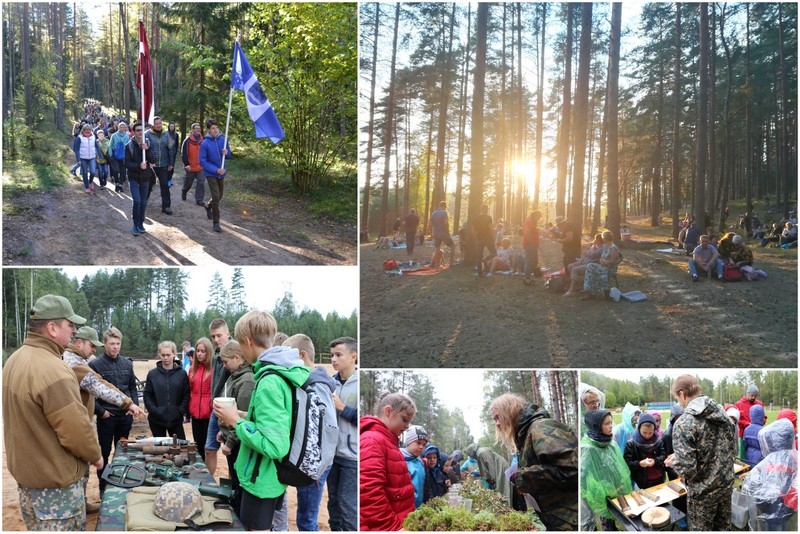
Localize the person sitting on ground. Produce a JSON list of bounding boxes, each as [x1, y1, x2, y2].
[[486, 237, 513, 276], [717, 232, 737, 261], [779, 222, 798, 247], [683, 223, 701, 255], [760, 223, 782, 247], [581, 230, 621, 299], [689, 234, 724, 282], [563, 234, 603, 297], [728, 234, 754, 268]]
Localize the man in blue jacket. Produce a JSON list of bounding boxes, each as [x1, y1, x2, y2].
[[199, 118, 232, 233]]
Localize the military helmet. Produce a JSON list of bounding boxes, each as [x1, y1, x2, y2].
[[153, 482, 203, 523]]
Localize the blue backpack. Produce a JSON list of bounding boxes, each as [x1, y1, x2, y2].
[[112, 135, 127, 160]]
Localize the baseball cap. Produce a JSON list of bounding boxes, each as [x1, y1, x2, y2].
[[75, 326, 104, 347], [29, 295, 86, 325]]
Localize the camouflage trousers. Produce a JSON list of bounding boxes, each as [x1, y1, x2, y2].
[[18, 478, 86, 531], [687, 485, 733, 531]]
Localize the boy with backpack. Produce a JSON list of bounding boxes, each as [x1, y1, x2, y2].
[[283, 334, 338, 531], [327, 337, 358, 531], [212, 310, 309, 530]]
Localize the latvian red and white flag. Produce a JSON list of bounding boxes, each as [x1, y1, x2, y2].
[[137, 20, 154, 126]]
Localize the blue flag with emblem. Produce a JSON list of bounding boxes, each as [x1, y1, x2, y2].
[[231, 42, 285, 143]]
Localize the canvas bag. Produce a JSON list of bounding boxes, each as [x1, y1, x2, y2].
[[251, 369, 339, 487]]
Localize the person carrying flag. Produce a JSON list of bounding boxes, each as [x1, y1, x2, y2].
[[199, 119, 231, 233]]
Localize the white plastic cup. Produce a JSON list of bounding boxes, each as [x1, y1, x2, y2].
[[214, 397, 236, 409], [462, 498, 473, 512]]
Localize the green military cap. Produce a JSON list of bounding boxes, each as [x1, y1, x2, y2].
[[75, 326, 104, 347], [29, 295, 86, 325]]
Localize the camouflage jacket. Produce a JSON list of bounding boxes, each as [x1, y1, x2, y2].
[[514, 404, 579, 531], [672, 395, 736, 495], [63, 346, 133, 419]]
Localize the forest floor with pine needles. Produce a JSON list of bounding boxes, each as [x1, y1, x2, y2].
[[2, 158, 356, 266], [360, 215, 797, 367]]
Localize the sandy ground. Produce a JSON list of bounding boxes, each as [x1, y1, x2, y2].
[[2, 360, 333, 531], [360, 216, 798, 367], [2, 164, 355, 266]]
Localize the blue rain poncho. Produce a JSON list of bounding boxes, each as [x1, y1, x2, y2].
[[613, 402, 641, 450]]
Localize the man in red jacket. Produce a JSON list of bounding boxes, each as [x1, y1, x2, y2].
[[734, 385, 766, 458]]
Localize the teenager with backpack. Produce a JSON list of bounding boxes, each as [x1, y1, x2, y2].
[[213, 310, 309, 531]]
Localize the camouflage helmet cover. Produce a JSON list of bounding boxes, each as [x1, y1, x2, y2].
[[153, 482, 203, 523]]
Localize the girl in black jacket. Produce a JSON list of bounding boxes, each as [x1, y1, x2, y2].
[[623, 413, 666, 490]]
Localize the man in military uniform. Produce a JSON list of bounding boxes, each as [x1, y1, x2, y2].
[[3, 295, 103, 530], [666, 374, 736, 531], [63, 326, 143, 513]]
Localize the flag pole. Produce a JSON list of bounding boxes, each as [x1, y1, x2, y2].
[[222, 35, 239, 171], [140, 17, 146, 164]]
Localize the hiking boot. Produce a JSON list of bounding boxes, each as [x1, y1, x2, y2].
[[206, 204, 213, 220], [85, 501, 101, 514], [213, 223, 222, 233], [162, 208, 173, 215], [692, 274, 698, 282], [181, 189, 187, 201]]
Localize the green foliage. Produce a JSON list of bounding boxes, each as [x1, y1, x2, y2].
[[2, 269, 356, 362], [248, 2, 357, 193], [403, 485, 538, 531]]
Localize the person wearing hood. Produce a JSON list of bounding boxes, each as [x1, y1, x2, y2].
[[777, 409, 798, 450], [649, 410, 664, 439], [742, 419, 798, 531], [213, 310, 309, 530], [490, 393, 578, 531], [623, 413, 666, 490], [440, 451, 460, 485], [401, 425, 428, 509], [665, 374, 736, 531], [423, 444, 449, 503], [464, 443, 512, 503], [143, 341, 190, 439], [281, 334, 337, 531], [581, 409, 632, 531], [360, 393, 417, 531], [744, 404, 767, 465], [735, 384, 766, 458], [199, 118, 232, 233], [612, 402, 641, 450], [449, 450, 465, 482]]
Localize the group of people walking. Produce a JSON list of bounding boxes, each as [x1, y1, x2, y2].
[[3, 294, 359, 531], [71, 107, 231, 235]]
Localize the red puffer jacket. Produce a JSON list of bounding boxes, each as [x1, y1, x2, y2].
[[359, 415, 415, 531], [187, 365, 212, 419]]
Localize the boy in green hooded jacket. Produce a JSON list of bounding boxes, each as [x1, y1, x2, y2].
[[213, 310, 309, 530]]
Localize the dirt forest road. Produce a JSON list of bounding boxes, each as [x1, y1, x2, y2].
[[2, 166, 356, 266], [360, 220, 798, 368]]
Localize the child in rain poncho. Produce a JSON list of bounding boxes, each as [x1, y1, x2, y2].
[[742, 418, 798, 531], [744, 404, 767, 465], [581, 410, 632, 531], [612, 402, 641, 450]]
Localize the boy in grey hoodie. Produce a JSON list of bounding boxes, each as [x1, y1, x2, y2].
[[327, 337, 358, 531]]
